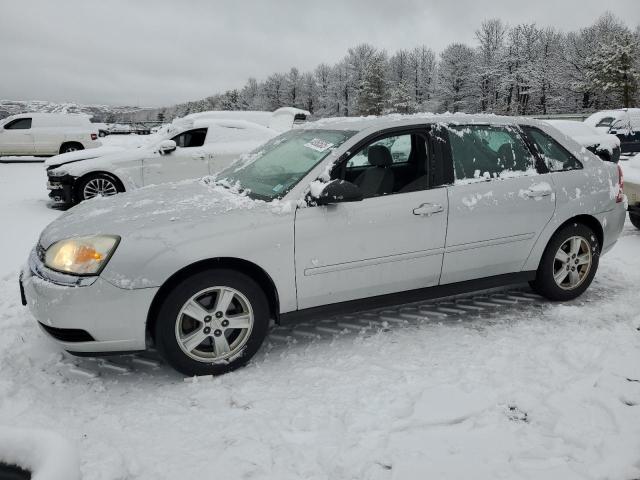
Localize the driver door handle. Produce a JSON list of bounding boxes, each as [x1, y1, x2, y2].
[[191, 153, 206, 160], [413, 203, 444, 216]]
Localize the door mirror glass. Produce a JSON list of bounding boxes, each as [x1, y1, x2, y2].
[[312, 180, 363, 205], [158, 139, 177, 154]]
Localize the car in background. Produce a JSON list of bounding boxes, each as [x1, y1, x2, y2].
[[45, 118, 277, 207], [21, 115, 626, 376], [545, 120, 620, 163], [585, 108, 640, 155], [183, 106, 309, 133], [0, 113, 100, 156], [623, 153, 640, 229]]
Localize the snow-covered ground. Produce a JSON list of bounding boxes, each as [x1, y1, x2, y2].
[[1, 163, 640, 479]]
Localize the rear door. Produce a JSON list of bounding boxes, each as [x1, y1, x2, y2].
[[440, 123, 556, 285], [142, 128, 210, 185], [295, 127, 449, 309], [0, 118, 34, 155]]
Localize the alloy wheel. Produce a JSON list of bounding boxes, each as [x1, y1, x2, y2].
[[553, 236, 592, 290], [175, 286, 254, 362], [83, 178, 118, 199]]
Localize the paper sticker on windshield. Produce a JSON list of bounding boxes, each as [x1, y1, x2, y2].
[[304, 138, 334, 152]]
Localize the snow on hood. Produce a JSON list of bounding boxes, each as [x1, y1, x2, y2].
[[44, 145, 127, 168], [38, 178, 276, 248]]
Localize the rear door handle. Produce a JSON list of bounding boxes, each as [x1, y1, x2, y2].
[[191, 153, 206, 160], [523, 185, 553, 198], [413, 203, 444, 216]]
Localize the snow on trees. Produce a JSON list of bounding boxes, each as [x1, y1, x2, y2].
[[125, 13, 640, 122]]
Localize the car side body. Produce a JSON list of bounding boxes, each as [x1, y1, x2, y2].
[[21, 114, 626, 374], [45, 119, 277, 206], [0, 113, 100, 156]]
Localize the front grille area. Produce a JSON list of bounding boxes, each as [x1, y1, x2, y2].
[[39, 323, 95, 342]]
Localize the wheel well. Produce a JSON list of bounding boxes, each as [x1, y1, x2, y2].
[[59, 141, 84, 154], [556, 214, 604, 248], [145, 258, 281, 342], [74, 171, 125, 200]]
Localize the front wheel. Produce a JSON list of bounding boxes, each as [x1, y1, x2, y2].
[[77, 173, 122, 202], [630, 213, 640, 230], [530, 223, 599, 301], [154, 269, 270, 376]]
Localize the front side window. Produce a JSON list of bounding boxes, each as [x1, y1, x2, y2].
[[347, 134, 412, 168], [5, 118, 32, 130], [447, 125, 536, 181], [172, 128, 207, 148], [337, 131, 430, 198], [524, 128, 582, 172], [218, 129, 355, 201], [595, 117, 615, 128]]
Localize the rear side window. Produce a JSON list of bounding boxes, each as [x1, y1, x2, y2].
[[172, 128, 207, 148], [4, 118, 32, 130], [525, 128, 582, 172], [447, 125, 536, 181]]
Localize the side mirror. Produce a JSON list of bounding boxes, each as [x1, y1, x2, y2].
[[158, 139, 176, 154], [313, 180, 363, 206]]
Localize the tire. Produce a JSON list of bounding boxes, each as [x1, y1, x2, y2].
[[154, 269, 270, 376], [530, 223, 599, 301], [630, 213, 640, 230], [59, 142, 84, 154], [77, 173, 123, 202]]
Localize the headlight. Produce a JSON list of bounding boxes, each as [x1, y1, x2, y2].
[[44, 235, 120, 275]]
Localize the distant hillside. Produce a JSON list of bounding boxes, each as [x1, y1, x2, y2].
[[0, 100, 145, 122]]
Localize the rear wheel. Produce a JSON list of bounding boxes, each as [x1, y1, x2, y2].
[[630, 213, 640, 230], [59, 142, 83, 154], [77, 173, 122, 202], [530, 223, 599, 301], [154, 269, 270, 376]]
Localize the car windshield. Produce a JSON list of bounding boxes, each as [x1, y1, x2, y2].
[[218, 129, 355, 201]]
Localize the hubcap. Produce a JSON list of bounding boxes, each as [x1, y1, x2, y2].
[[83, 178, 118, 199], [553, 236, 592, 290], [175, 286, 254, 363]]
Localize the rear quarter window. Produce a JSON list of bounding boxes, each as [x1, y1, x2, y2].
[[525, 127, 583, 172]]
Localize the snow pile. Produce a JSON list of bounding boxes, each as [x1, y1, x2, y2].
[[0, 427, 80, 480]]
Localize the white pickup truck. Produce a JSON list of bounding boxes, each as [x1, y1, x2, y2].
[[0, 113, 100, 156]]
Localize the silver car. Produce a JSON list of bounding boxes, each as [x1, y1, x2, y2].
[[21, 115, 626, 376]]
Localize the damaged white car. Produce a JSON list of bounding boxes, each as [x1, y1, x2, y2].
[[45, 107, 309, 207]]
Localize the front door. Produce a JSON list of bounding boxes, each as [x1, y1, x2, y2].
[[294, 129, 449, 309], [142, 128, 210, 185], [0, 118, 34, 155], [440, 124, 556, 285]]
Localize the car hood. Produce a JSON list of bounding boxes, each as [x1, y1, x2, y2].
[[38, 178, 281, 249], [44, 145, 129, 169]]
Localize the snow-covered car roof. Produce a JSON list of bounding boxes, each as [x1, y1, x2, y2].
[[302, 113, 548, 133]]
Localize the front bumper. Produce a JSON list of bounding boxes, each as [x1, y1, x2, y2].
[[46, 172, 75, 207], [21, 248, 158, 353]]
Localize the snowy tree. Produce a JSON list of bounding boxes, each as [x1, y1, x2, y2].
[[475, 19, 506, 112], [584, 31, 639, 108], [437, 43, 476, 112], [357, 51, 388, 115]]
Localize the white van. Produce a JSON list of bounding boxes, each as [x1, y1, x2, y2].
[[0, 113, 101, 156]]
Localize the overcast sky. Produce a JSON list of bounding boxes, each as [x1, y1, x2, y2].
[[1, 0, 639, 107]]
